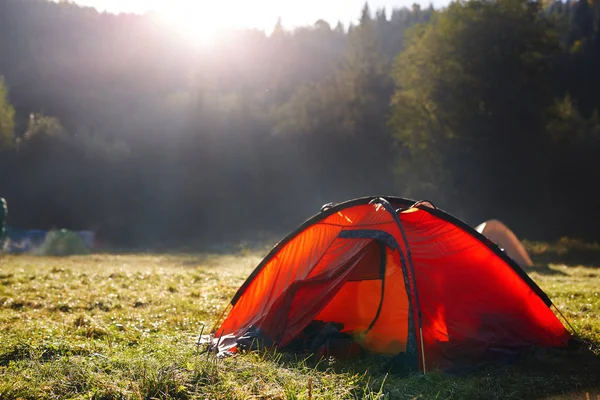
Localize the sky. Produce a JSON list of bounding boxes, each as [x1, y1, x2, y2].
[[66, 0, 448, 32]]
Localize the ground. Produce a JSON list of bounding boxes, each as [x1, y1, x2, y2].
[[0, 248, 599, 399]]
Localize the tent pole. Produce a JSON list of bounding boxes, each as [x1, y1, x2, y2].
[[211, 303, 231, 333], [552, 303, 579, 337], [375, 197, 427, 374], [420, 327, 427, 374]]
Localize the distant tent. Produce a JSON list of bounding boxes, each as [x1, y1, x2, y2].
[[3, 227, 95, 254], [210, 197, 571, 372], [35, 229, 91, 256], [476, 220, 533, 268]]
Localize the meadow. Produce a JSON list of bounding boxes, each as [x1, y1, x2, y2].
[[0, 246, 599, 399]]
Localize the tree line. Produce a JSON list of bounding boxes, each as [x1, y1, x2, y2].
[[0, 0, 599, 247]]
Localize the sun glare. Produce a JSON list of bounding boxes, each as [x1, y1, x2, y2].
[[154, 0, 306, 47], [76, 0, 330, 47], [154, 0, 281, 48], [158, 3, 221, 47]]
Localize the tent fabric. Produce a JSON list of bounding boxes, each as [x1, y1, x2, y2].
[[476, 219, 534, 268], [213, 196, 571, 372]]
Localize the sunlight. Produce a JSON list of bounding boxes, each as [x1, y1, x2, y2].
[[158, 2, 221, 47], [69, 0, 354, 46], [155, 0, 284, 47]]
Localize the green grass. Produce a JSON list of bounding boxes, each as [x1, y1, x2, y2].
[[0, 251, 599, 399]]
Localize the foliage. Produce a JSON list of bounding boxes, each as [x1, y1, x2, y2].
[[392, 0, 562, 222], [0, 76, 14, 150], [18, 113, 67, 152], [0, 0, 598, 246], [526, 236, 600, 266], [271, 4, 404, 199], [0, 252, 598, 399]]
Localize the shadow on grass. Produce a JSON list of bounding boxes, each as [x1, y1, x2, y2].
[[526, 264, 569, 276], [0, 342, 91, 366], [502, 345, 600, 399], [258, 343, 600, 400], [526, 238, 600, 268]]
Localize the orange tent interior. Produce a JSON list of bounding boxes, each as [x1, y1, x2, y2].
[[212, 197, 572, 372]]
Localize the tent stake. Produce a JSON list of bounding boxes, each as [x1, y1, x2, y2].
[[419, 327, 427, 374]]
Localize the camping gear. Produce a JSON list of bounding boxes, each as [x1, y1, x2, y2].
[[476, 219, 533, 268], [0, 198, 6, 251], [4, 226, 47, 253], [210, 196, 572, 372], [3, 227, 95, 254]]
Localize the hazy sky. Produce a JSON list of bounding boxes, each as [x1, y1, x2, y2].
[[67, 0, 448, 31]]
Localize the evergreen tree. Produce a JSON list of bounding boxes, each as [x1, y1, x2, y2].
[[391, 0, 560, 227]]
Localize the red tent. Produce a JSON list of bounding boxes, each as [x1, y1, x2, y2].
[[212, 197, 571, 372]]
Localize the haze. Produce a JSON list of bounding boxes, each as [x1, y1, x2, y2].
[[64, 0, 449, 31]]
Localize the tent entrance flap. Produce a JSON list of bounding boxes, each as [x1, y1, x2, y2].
[[256, 237, 375, 347], [261, 235, 411, 357], [315, 234, 411, 356]]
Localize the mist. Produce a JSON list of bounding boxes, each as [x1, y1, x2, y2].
[[1, 0, 599, 249]]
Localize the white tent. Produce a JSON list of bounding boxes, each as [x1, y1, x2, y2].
[[476, 219, 533, 268]]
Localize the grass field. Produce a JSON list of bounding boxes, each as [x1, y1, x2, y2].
[[0, 250, 599, 399]]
